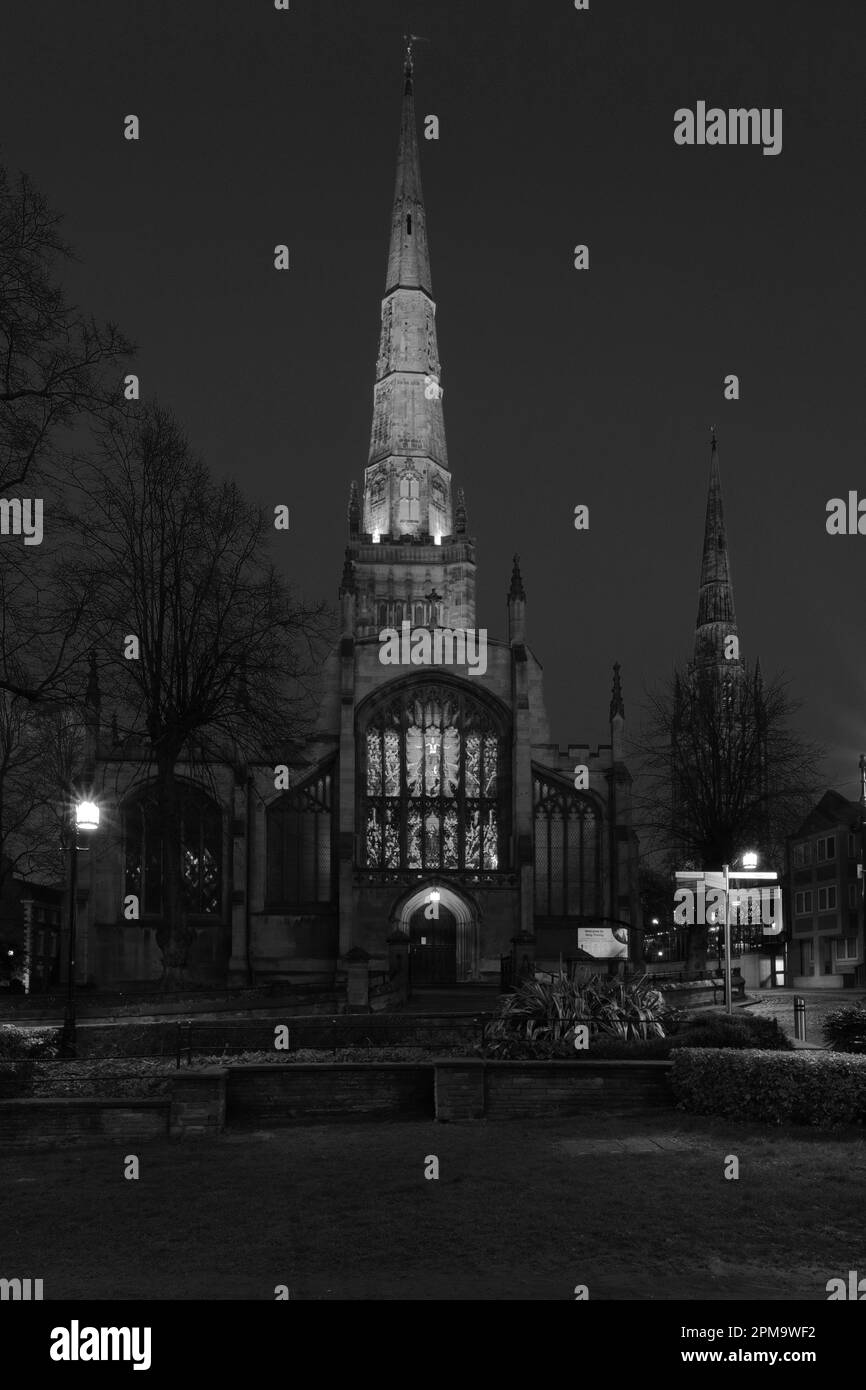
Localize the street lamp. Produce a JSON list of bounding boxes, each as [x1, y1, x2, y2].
[[742, 851, 758, 871], [60, 797, 100, 1058]]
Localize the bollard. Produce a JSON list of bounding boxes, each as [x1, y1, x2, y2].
[[794, 995, 806, 1042]]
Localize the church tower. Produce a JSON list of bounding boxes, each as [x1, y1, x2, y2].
[[345, 43, 476, 635], [692, 429, 743, 679]]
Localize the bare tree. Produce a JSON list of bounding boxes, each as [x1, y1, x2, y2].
[[0, 162, 132, 705], [0, 695, 82, 898], [65, 403, 331, 982], [632, 664, 822, 971]]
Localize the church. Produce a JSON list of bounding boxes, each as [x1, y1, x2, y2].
[[76, 50, 642, 994]]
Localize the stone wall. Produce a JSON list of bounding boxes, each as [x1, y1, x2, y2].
[[226, 1063, 434, 1126], [0, 1098, 169, 1148], [434, 1060, 672, 1121], [169, 1068, 226, 1137]]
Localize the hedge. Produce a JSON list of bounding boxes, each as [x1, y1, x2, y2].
[[670, 1048, 866, 1127], [822, 1004, 866, 1054]]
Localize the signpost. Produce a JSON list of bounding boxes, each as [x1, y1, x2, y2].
[[675, 865, 781, 1013]]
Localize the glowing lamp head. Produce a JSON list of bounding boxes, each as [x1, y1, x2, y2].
[[76, 800, 100, 832], [429, 889, 441, 903], [742, 851, 758, 870]]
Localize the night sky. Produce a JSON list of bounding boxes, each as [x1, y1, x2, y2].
[[2, 0, 864, 796]]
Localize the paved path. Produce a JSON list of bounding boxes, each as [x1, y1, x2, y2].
[[559, 1135, 704, 1155]]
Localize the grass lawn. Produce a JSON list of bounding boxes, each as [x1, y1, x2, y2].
[[3, 1110, 865, 1300]]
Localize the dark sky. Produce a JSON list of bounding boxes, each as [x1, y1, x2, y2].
[[2, 0, 864, 796]]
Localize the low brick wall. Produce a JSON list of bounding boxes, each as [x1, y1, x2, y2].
[[0, 1098, 169, 1148], [434, 1060, 673, 1121], [226, 1063, 434, 1126], [169, 1068, 227, 1137], [0, 1061, 35, 1097], [74, 1012, 487, 1059]]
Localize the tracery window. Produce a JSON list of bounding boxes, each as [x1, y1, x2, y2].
[[398, 472, 420, 526], [533, 776, 601, 917], [266, 771, 334, 909], [124, 785, 222, 917], [363, 686, 505, 871]]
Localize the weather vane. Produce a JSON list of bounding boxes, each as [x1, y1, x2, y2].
[[404, 33, 430, 64]]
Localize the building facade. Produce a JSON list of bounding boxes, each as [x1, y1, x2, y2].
[[74, 51, 641, 993], [786, 791, 865, 988], [0, 863, 63, 993]]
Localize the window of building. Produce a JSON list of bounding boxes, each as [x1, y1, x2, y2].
[[398, 473, 420, 526], [794, 890, 813, 915], [124, 785, 222, 917], [836, 936, 859, 961], [848, 832, 857, 858], [363, 685, 505, 871], [817, 835, 836, 862], [533, 776, 602, 919], [849, 883, 859, 909], [406, 213, 412, 235], [266, 770, 334, 909], [817, 885, 837, 912], [793, 842, 812, 867]]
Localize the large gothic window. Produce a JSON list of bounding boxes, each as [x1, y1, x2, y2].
[[363, 686, 506, 871], [124, 785, 222, 917], [266, 771, 334, 909], [533, 776, 601, 918]]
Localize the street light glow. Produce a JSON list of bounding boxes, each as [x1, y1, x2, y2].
[[75, 800, 100, 832], [742, 851, 758, 870]]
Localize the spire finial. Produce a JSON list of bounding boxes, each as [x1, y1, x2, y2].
[[455, 487, 467, 535], [339, 547, 356, 597], [710, 423, 718, 448], [509, 554, 526, 601], [403, 33, 429, 88], [610, 661, 625, 722], [348, 480, 360, 539]]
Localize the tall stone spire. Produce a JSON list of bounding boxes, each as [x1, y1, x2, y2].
[[364, 43, 450, 540], [386, 43, 433, 297], [342, 45, 476, 637], [694, 429, 741, 672]]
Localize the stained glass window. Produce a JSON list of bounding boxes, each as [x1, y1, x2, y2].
[[124, 786, 223, 918], [533, 776, 601, 918], [266, 771, 334, 909], [362, 684, 505, 871]]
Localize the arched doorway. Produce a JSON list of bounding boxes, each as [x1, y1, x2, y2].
[[408, 903, 457, 986], [392, 884, 478, 985]]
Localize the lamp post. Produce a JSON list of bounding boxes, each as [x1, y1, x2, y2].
[[60, 798, 100, 1059]]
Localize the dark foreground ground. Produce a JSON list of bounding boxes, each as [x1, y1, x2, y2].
[[4, 1110, 865, 1300]]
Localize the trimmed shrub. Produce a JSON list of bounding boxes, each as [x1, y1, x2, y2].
[[823, 1004, 866, 1055], [668, 1009, 793, 1052], [670, 1048, 866, 1127]]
